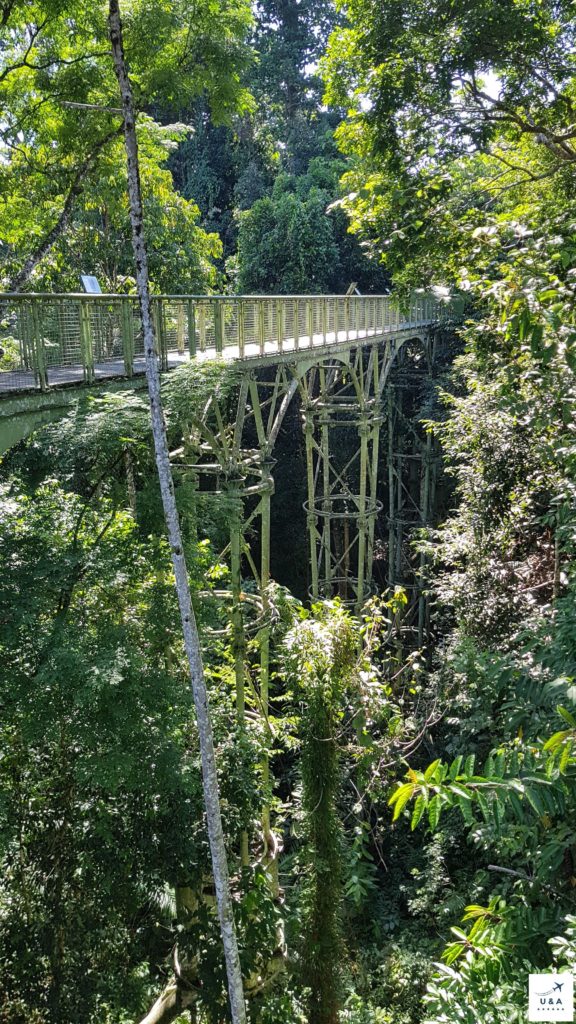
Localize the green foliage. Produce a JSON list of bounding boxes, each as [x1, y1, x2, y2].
[[234, 165, 388, 293], [163, 359, 240, 426], [235, 185, 340, 294], [0, 336, 20, 370], [322, 7, 576, 1021], [50, 128, 223, 293], [0, 456, 264, 1022], [251, 0, 338, 176], [0, 0, 252, 290], [163, 1, 389, 292], [6, 3, 576, 1023], [0, 481, 202, 1019], [284, 602, 359, 1024], [343, 938, 434, 1024], [169, 0, 342, 266], [323, 0, 576, 297], [344, 823, 379, 909], [325, 0, 575, 163], [422, 911, 576, 1024]]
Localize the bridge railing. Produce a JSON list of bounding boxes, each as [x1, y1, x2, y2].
[[0, 292, 444, 393]]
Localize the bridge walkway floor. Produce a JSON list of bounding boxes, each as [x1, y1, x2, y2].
[[0, 322, 431, 395]]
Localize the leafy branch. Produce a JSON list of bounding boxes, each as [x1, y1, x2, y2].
[[389, 723, 576, 832]]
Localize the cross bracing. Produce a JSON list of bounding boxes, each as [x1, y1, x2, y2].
[[171, 327, 443, 624]]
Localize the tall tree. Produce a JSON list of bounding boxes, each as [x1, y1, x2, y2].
[[251, 0, 338, 173], [323, 0, 576, 287], [0, 0, 252, 290], [108, 3, 247, 1023], [235, 161, 389, 292], [325, 0, 576, 170], [167, 1, 348, 272]]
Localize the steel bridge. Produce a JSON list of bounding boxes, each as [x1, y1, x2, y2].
[[0, 291, 441, 391], [0, 288, 453, 877], [0, 290, 450, 630]]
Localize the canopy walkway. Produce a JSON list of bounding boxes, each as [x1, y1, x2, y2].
[[0, 289, 454, 636], [0, 292, 443, 393]]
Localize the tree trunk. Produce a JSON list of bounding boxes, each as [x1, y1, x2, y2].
[[107, 4, 247, 1023], [139, 981, 199, 1024]]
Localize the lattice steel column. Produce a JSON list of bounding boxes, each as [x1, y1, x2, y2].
[[303, 398, 320, 601], [417, 431, 433, 647], [172, 368, 294, 883], [367, 355, 383, 586], [387, 386, 396, 588], [226, 474, 247, 724], [381, 331, 439, 645], [300, 351, 383, 612], [257, 456, 280, 896]]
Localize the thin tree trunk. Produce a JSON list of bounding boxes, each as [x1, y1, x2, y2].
[[107, 4, 247, 1023], [139, 981, 199, 1024], [7, 131, 118, 292]]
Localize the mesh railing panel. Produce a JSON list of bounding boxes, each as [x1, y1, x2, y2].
[[0, 293, 445, 394]]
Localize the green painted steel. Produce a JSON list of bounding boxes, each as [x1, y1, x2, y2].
[[0, 376, 148, 454], [0, 292, 445, 396], [0, 293, 447, 628]]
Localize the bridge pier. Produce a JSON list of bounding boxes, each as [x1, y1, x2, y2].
[[382, 337, 440, 648], [299, 348, 386, 612]]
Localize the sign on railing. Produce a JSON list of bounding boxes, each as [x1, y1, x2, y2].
[[0, 293, 445, 394]]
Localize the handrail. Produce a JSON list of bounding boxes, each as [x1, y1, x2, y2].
[[0, 291, 393, 299], [0, 292, 446, 395]]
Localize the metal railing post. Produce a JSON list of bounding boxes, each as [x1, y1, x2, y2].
[[214, 299, 224, 354], [198, 302, 206, 352], [238, 300, 245, 357], [276, 298, 283, 352], [176, 301, 185, 355], [258, 301, 265, 355], [306, 299, 313, 345], [187, 299, 196, 358], [153, 298, 168, 371], [79, 298, 94, 384], [121, 296, 134, 376], [30, 298, 48, 390], [17, 300, 32, 371], [295, 299, 301, 350]]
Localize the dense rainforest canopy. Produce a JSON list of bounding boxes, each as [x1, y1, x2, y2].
[[1, 1, 576, 1024]]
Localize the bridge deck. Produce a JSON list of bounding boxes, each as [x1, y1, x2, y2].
[[0, 293, 444, 395]]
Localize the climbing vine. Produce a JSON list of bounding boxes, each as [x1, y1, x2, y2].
[[284, 603, 359, 1024]]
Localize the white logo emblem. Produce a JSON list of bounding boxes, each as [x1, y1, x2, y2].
[[529, 974, 574, 1021]]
